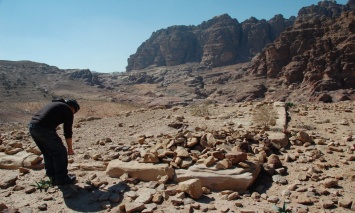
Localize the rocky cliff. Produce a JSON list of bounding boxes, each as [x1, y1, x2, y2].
[[126, 14, 295, 71], [248, 0, 355, 102]]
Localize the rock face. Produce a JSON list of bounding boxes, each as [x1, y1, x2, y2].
[[248, 1, 355, 102], [126, 14, 294, 71]]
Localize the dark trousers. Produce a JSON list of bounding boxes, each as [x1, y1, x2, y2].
[[29, 124, 68, 181]]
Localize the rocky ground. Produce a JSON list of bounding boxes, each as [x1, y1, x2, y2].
[[0, 100, 355, 213]]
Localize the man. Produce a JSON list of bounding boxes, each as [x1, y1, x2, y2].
[[29, 99, 80, 185]]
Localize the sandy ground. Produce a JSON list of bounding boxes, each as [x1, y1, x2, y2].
[[1, 100, 355, 212]]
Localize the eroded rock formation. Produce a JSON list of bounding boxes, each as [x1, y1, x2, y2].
[[126, 14, 295, 71], [248, 1, 355, 102]]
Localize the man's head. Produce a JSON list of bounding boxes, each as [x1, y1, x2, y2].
[[65, 99, 80, 113]]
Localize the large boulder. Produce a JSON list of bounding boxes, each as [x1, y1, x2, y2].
[[106, 160, 175, 181], [266, 131, 289, 149]]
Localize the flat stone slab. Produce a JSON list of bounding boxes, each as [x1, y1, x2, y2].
[[174, 161, 261, 192], [106, 160, 175, 181], [271, 102, 287, 131], [0, 151, 41, 170]]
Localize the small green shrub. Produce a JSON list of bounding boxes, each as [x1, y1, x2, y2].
[[285, 102, 295, 109], [31, 178, 53, 192], [272, 202, 291, 213]]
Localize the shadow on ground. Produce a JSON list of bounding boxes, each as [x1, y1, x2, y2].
[[58, 182, 128, 212]]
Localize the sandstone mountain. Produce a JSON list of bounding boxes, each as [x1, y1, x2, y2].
[[248, 0, 355, 103], [126, 14, 295, 71]]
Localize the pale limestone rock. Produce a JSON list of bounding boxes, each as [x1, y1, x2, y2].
[[204, 156, 216, 167], [175, 161, 261, 192], [266, 131, 289, 149], [125, 202, 145, 213], [215, 159, 232, 169], [227, 192, 240, 200], [106, 160, 174, 181], [0, 151, 38, 169], [143, 153, 160, 163], [158, 175, 169, 184], [267, 196, 279, 203], [187, 137, 199, 147], [26, 146, 41, 155], [77, 163, 107, 171], [135, 192, 153, 204], [175, 147, 189, 157], [143, 203, 157, 213]]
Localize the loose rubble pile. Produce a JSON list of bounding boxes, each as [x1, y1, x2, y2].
[[0, 101, 355, 212]]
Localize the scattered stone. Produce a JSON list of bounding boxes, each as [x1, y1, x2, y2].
[[177, 179, 203, 199], [0, 175, 17, 189], [225, 152, 247, 164], [37, 203, 47, 211], [322, 178, 338, 188], [267, 154, 282, 169], [0, 203, 8, 211], [338, 198, 352, 208], [272, 175, 288, 185], [297, 173, 308, 181], [124, 202, 145, 213], [251, 192, 261, 201], [321, 199, 335, 209], [135, 192, 153, 204], [267, 196, 279, 203], [296, 195, 313, 205], [25, 187, 36, 194], [228, 192, 240, 200]]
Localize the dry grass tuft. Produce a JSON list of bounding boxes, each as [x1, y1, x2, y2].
[[190, 100, 214, 117], [253, 104, 278, 128]]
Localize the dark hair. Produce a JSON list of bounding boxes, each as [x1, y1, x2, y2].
[[65, 99, 80, 113]]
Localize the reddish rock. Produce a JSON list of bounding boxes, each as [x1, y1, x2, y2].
[[225, 152, 247, 164]]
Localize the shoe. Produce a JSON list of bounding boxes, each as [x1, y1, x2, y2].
[[55, 175, 76, 185]]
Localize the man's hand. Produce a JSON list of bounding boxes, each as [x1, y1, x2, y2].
[[65, 138, 74, 155]]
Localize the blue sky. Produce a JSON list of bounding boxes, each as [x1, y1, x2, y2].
[[0, 0, 348, 73]]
